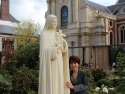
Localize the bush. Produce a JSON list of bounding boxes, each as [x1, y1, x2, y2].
[[91, 67, 106, 82], [0, 74, 12, 94], [110, 79, 119, 87], [115, 52, 125, 94], [97, 79, 110, 87], [108, 89, 120, 94], [115, 52, 125, 77], [113, 47, 125, 62], [0, 41, 40, 94], [11, 66, 39, 94], [81, 68, 96, 94], [117, 78, 125, 93], [16, 41, 39, 69]]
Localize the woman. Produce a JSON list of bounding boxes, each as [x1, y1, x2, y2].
[[66, 55, 88, 94], [38, 14, 70, 94]]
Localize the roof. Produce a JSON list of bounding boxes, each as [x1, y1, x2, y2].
[[0, 5, 19, 22], [116, 0, 125, 4], [108, 2, 125, 17], [84, 0, 125, 17], [84, 0, 112, 14], [0, 25, 16, 34], [9, 14, 19, 22]]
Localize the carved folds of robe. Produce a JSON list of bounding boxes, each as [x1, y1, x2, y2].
[[38, 15, 70, 94]]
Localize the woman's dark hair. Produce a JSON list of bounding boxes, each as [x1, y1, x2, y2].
[[69, 55, 80, 65]]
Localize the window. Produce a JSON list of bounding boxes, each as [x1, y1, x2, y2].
[[110, 32, 113, 45], [120, 25, 125, 43], [2, 38, 14, 50], [61, 6, 68, 27], [109, 20, 113, 28]]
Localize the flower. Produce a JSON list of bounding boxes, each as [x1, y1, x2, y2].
[[95, 87, 100, 92], [101, 84, 105, 88], [102, 87, 108, 93], [108, 87, 115, 90], [95, 84, 116, 94]]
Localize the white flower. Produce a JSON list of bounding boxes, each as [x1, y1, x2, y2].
[[103, 87, 108, 93], [101, 84, 105, 88], [108, 88, 115, 90], [95, 87, 100, 92]]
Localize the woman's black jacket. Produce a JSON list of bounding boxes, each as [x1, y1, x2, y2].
[[70, 70, 88, 94]]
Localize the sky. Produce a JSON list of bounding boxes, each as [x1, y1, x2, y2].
[[7, 0, 118, 29]]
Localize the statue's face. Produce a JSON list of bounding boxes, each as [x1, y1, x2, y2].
[[49, 18, 57, 29], [51, 18, 57, 29]]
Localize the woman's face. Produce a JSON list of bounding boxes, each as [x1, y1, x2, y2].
[[70, 61, 79, 71], [48, 18, 57, 29]]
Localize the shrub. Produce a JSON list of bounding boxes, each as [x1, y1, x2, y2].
[[115, 52, 125, 77], [115, 52, 125, 93], [117, 78, 125, 93], [113, 47, 125, 62], [110, 79, 119, 87], [81, 68, 96, 94], [0, 74, 12, 94], [108, 89, 120, 94], [0, 41, 40, 94], [11, 66, 39, 94], [91, 67, 106, 82], [97, 79, 110, 87], [16, 41, 39, 69]]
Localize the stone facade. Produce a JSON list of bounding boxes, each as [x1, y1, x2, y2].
[[46, 0, 125, 70]]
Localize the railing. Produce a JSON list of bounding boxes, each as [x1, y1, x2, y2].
[[68, 44, 125, 70]]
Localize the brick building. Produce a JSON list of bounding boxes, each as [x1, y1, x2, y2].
[[0, 0, 19, 64]]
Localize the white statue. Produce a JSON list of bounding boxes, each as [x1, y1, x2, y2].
[[38, 14, 70, 94]]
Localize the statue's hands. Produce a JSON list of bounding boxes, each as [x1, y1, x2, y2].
[[56, 43, 62, 49], [56, 43, 62, 54], [59, 30, 66, 38], [66, 82, 74, 89]]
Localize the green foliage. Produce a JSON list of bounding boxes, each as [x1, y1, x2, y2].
[[80, 67, 96, 94], [110, 79, 119, 87], [108, 89, 119, 94], [16, 41, 39, 69], [117, 78, 125, 93], [97, 79, 110, 87], [0, 41, 39, 94], [115, 52, 125, 77], [13, 18, 41, 46], [115, 52, 125, 93], [11, 66, 39, 94], [113, 47, 125, 62], [0, 72, 12, 94], [91, 67, 106, 82]]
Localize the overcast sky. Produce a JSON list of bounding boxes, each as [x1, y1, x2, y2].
[[8, 0, 118, 29]]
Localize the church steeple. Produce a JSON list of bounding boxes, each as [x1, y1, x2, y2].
[[116, 0, 125, 4]]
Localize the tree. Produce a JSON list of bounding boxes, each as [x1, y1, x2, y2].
[[13, 18, 41, 47]]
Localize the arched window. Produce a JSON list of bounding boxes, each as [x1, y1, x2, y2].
[[120, 25, 125, 43], [61, 6, 68, 27], [110, 32, 113, 45]]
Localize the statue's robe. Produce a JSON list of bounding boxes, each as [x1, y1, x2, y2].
[[38, 14, 70, 94]]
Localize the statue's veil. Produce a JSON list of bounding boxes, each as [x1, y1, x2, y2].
[[39, 14, 57, 57], [42, 14, 57, 32]]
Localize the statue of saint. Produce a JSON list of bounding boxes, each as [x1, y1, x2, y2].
[[38, 14, 70, 94]]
